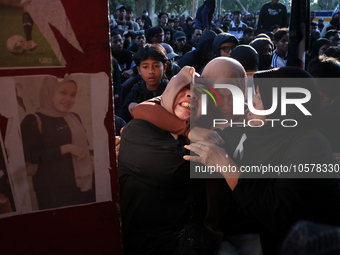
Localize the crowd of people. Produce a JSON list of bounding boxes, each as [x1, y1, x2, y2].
[[112, 1, 340, 254]]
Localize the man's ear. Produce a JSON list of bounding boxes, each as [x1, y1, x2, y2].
[[137, 66, 141, 74], [188, 67, 196, 79]]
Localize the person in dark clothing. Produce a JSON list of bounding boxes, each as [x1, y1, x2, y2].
[[249, 37, 273, 70], [157, 11, 169, 28], [142, 10, 152, 30], [127, 30, 146, 54], [119, 43, 168, 122], [112, 57, 122, 112], [325, 29, 340, 46], [172, 31, 192, 58], [305, 38, 331, 68], [178, 30, 217, 74], [185, 66, 340, 254], [186, 27, 203, 49], [321, 12, 340, 37], [118, 66, 210, 255], [111, 30, 133, 82], [183, 16, 195, 40], [257, 0, 288, 32], [146, 27, 164, 44], [193, 0, 216, 32], [307, 55, 340, 153], [239, 27, 255, 45], [160, 43, 181, 80], [211, 33, 238, 58], [114, 5, 134, 36], [20, 76, 95, 210]]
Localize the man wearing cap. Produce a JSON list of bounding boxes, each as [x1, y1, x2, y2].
[[229, 10, 248, 41], [257, 0, 288, 32], [125, 7, 140, 32], [173, 31, 192, 58], [160, 43, 181, 79], [115, 5, 134, 36], [318, 18, 324, 31]]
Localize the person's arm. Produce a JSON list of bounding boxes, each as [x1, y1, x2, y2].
[[132, 98, 191, 137]]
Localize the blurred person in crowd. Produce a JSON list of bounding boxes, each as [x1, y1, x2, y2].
[[307, 55, 340, 153], [146, 27, 164, 44], [271, 28, 289, 68], [325, 46, 340, 61], [142, 10, 152, 30], [307, 38, 331, 67], [212, 33, 239, 58], [309, 22, 320, 51], [193, 0, 216, 32], [127, 30, 146, 54], [158, 12, 169, 28], [115, 5, 134, 36], [321, 12, 340, 37], [318, 18, 324, 31], [173, 31, 192, 57], [257, 0, 288, 32], [125, 7, 140, 31], [178, 30, 217, 73], [136, 17, 145, 31], [119, 43, 168, 122], [229, 10, 248, 41], [111, 30, 133, 81], [250, 37, 273, 70], [163, 26, 173, 45], [325, 29, 340, 46], [186, 27, 203, 50], [160, 43, 181, 79], [183, 16, 194, 40], [239, 27, 255, 45]]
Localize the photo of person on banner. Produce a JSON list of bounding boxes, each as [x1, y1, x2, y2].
[[20, 75, 95, 210]]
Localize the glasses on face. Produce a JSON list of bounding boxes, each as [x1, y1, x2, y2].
[[219, 45, 235, 53], [153, 34, 164, 38]]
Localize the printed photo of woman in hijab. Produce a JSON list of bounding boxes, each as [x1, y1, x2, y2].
[[19, 75, 95, 210]]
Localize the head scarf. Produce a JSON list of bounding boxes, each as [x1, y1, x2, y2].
[[38, 75, 92, 192], [161, 66, 199, 115]]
